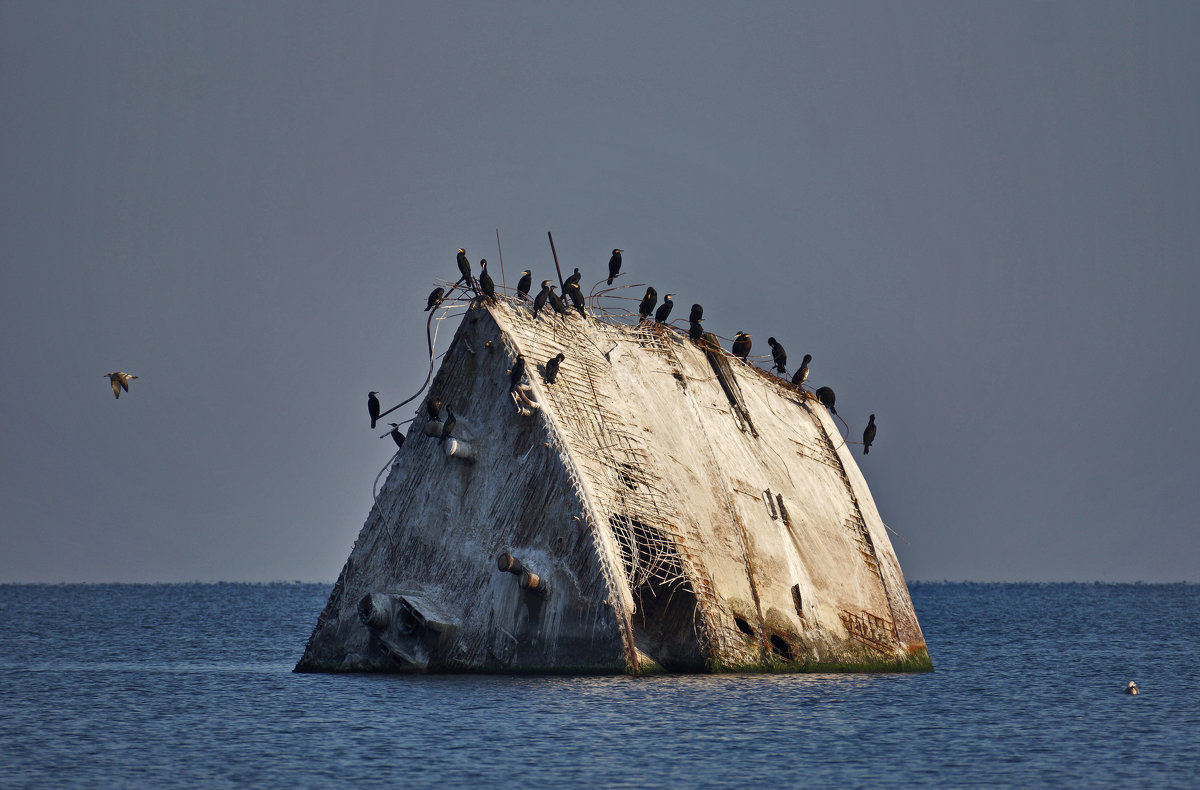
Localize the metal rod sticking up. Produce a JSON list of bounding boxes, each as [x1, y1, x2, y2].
[[548, 231, 565, 292], [496, 228, 506, 290]]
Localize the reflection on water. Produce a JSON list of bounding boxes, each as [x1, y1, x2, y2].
[[0, 582, 1196, 788]]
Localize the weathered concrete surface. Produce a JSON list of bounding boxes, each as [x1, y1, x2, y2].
[[296, 296, 929, 673]]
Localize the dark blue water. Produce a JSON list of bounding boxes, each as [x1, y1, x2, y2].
[[1, 583, 1196, 788]]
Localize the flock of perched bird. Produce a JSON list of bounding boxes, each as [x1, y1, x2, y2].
[[378, 246, 877, 456]]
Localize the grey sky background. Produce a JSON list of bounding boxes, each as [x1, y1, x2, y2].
[[3, 2, 1197, 583]]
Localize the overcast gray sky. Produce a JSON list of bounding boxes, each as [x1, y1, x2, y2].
[[3, 1, 1197, 583]]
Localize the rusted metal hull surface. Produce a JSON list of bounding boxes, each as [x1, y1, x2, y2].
[[296, 300, 929, 674]]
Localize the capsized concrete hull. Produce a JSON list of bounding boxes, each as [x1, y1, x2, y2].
[[296, 299, 930, 673]]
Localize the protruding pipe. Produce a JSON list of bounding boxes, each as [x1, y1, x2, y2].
[[497, 552, 526, 575], [444, 437, 475, 461], [520, 570, 550, 598], [357, 593, 391, 629], [423, 420, 443, 438]]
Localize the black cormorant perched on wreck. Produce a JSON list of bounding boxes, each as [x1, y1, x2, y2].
[[565, 267, 582, 288], [387, 423, 405, 449], [509, 354, 526, 391], [516, 270, 532, 300], [792, 354, 811, 387], [767, 337, 787, 373], [104, 371, 138, 399], [478, 259, 495, 302], [816, 386, 837, 416], [441, 407, 456, 442], [607, 249, 623, 285], [655, 294, 675, 323], [566, 281, 586, 318], [543, 353, 565, 384], [426, 398, 442, 422], [425, 287, 446, 311], [547, 285, 568, 321], [456, 249, 472, 288], [689, 303, 703, 323], [368, 391, 381, 429], [731, 332, 752, 361], [638, 287, 657, 322], [689, 320, 704, 340], [862, 414, 876, 455], [532, 281, 551, 319]]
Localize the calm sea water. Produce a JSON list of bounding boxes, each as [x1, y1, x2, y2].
[[1, 582, 1196, 788]]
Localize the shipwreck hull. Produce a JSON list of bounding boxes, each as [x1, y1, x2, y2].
[[296, 298, 930, 674]]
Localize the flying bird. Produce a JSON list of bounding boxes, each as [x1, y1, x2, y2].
[[607, 249, 623, 285], [104, 372, 138, 399], [862, 414, 876, 455], [368, 391, 381, 429], [792, 354, 811, 387], [543, 353, 565, 384], [387, 423, 405, 449], [425, 287, 446, 311], [655, 294, 675, 323], [767, 337, 787, 373], [731, 332, 752, 361], [516, 270, 532, 300]]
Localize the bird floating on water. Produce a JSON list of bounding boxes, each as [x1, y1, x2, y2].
[[104, 372, 138, 399], [1125, 681, 1139, 695], [607, 249, 623, 285]]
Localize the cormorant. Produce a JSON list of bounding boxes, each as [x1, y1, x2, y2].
[[767, 337, 787, 373], [547, 285, 568, 321], [387, 423, 405, 449], [426, 397, 442, 422], [516, 270, 533, 300], [607, 249, 623, 285], [532, 281, 551, 319], [862, 414, 876, 455], [478, 259, 495, 302], [638, 287, 657, 322], [731, 332, 752, 361], [456, 248, 472, 288], [655, 294, 675, 323], [566, 281, 586, 318], [441, 407, 456, 442], [543, 353, 565, 384], [689, 319, 704, 340], [425, 287, 446, 311], [104, 371, 138, 399], [689, 303, 703, 323], [792, 354, 811, 387], [565, 267, 582, 288], [368, 391, 381, 429], [509, 354, 526, 391], [816, 386, 837, 415]]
